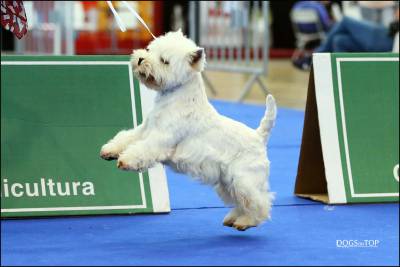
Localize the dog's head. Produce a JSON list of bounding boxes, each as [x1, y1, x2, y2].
[[131, 30, 205, 91]]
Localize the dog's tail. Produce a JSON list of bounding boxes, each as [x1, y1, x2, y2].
[[256, 94, 277, 143]]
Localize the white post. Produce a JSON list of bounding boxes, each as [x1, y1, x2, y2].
[[53, 24, 61, 55], [64, 1, 75, 55]]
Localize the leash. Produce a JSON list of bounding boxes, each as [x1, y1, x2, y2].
[[106, 1, 157, 40]]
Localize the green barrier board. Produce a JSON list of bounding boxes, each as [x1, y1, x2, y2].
[[295, 53, 399, 204], [1, 56, 170, 217]]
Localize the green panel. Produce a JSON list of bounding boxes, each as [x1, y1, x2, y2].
[[1, 56, 154, 217], [331, 53, 399, 203], [0, 55, 129, 61]]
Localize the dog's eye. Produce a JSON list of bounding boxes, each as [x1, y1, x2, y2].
[[145, 48, 149, 52], [160, 57, 169, 65]]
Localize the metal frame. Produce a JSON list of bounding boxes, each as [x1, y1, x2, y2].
[[189, 1, 270, 101], [15, 1, 75, 55]]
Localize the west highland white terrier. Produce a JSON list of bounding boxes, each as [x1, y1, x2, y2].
[[100, 30, 277, 231]]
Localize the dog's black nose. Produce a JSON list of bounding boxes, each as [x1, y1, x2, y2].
[[138, 58, 144, 66]]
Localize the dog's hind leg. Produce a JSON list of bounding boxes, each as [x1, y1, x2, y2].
[[215, 183, 241, 227], [231, 175, 273, 231], [222, 208, 242, 227]]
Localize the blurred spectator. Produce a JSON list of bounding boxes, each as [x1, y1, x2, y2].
[[320, 1, 343, 23], [291, 1, 342, 69], [293, 6, 399, 70], [292, 1, 333, 33], [358, 1, 397, 26]]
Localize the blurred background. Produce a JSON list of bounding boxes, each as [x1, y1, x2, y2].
[[1, 1, 399, 109]]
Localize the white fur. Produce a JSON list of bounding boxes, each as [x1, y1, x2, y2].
[[100, 30, 277, 231]]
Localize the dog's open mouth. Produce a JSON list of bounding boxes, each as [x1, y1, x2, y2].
[[139, 72, 155, 83]]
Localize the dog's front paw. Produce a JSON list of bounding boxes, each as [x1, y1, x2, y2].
[[117, 154, 150, 172], [100, 143, 121, 161]]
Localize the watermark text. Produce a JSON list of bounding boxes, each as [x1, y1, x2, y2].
[[336, 240, 380, 248]]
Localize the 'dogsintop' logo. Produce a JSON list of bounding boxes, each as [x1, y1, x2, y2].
[[336, 240, 380, 248]]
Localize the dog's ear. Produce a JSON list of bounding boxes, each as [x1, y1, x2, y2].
[[189, 47, 205, 72]]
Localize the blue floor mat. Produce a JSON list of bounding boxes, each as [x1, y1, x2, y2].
[[2, 100, 398, 266], [2, 204, 398, 266]]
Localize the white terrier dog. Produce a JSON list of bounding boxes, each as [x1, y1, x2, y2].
[[100, 30, 277, 231]]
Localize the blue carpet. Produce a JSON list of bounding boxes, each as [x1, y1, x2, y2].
[[2, 204, 398, 266], [1, 100, 398, 266]]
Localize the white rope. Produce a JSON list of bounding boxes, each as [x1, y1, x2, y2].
[[106, 1, 126, 32], [121, 1, 156, 40], [107, 1, 157, 40]]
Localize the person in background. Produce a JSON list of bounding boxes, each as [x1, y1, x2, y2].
[[291, 1, 341, 70], [293, 6, 399, 70], [358, 1, 397, 26], [292, 1, 334, 33]]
